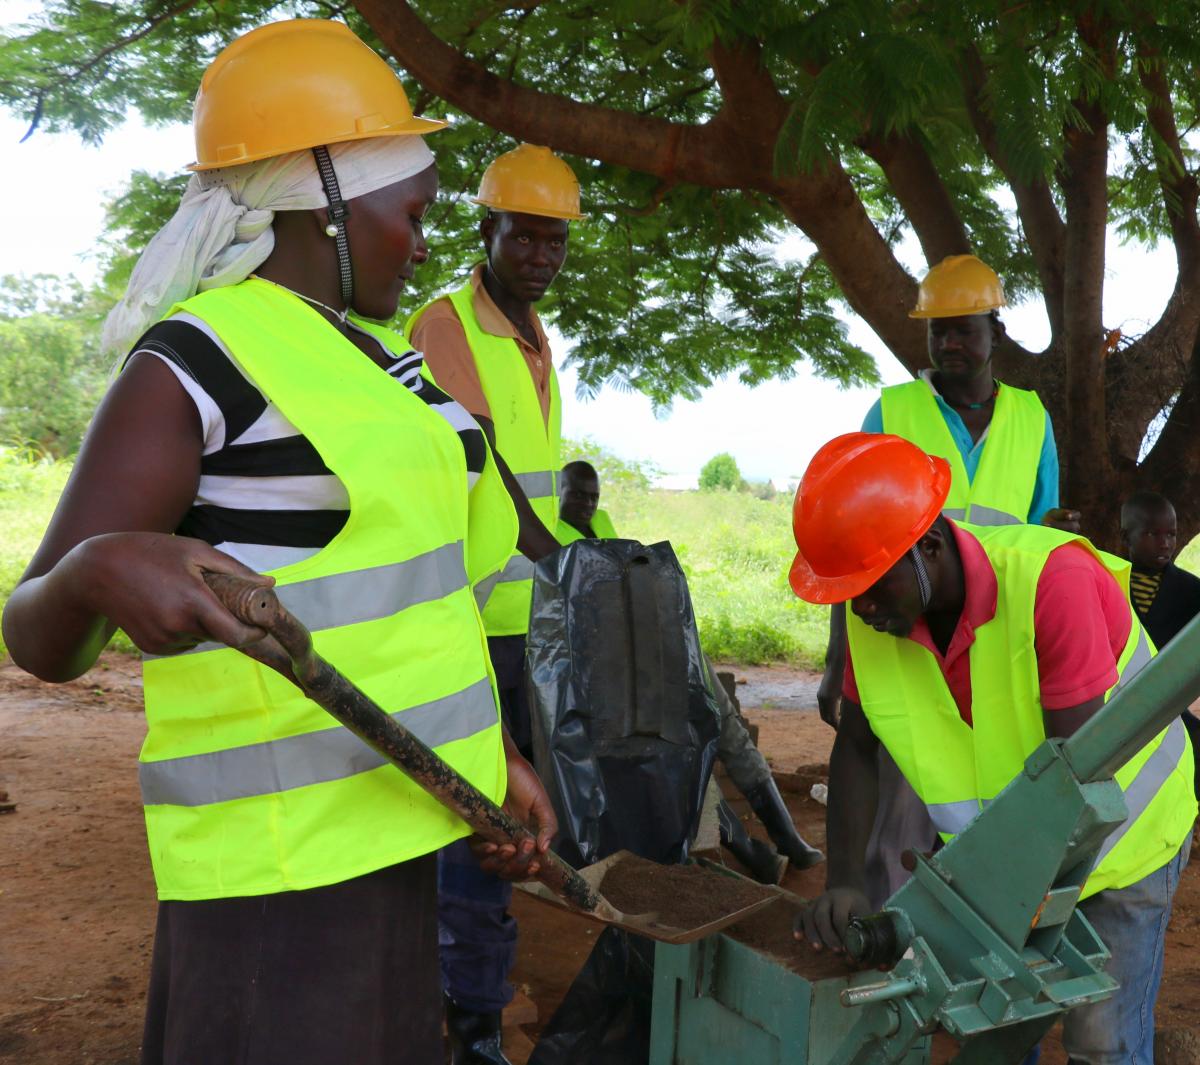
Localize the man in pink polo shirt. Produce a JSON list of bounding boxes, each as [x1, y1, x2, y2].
[[840, 519, 1133, 727], [788, 433, 1194, 1064]]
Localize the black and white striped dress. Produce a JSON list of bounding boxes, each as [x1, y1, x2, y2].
[[133, 313, 487, 571]]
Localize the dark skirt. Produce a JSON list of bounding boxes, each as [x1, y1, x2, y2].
[[141, 855, 442, 1065]]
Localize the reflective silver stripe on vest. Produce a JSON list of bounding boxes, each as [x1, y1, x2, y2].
[[1094, 716, 1189, 866], [475, 555, 533, 611], [513, 471, 554, 499], [150, 542, 467, 659], [966, 504, 1022, 526], [926, 799, 981, 835], [1113, 627, 1153, 691], [495, 554, 534, 586], [474, 572, 502, 610], [140, 677, 497, 807], [942, 505, 1021, 526]]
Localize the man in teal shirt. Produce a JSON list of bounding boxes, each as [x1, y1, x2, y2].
[[859, 380, 1060, 525], [820, 255, 1078, 908]]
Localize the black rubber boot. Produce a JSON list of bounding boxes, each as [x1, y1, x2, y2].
[[744, 778, 825, 870], [445, 995, 513, 1065], [718, 798, 787, 885]]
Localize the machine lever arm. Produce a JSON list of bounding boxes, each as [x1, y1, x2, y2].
[[1063, 611, 1200, 783]]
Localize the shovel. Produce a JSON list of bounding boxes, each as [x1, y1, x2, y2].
[[203, 573, 775, 945]]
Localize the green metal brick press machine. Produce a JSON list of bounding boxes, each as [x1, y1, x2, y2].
[[650, 614, 1200, 1064]]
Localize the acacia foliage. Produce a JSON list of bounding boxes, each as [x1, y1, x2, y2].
[[5, 2, 1200, 483], [2, 1, 884, 402]]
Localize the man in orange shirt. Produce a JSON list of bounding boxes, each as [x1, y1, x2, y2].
[[408, 143, 578, 1065]]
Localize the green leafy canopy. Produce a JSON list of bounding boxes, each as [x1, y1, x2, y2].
[[6, 0, 1200, 410], [2, 0, 881, 402]]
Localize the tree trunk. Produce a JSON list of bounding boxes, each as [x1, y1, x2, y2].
[[354, 1, 1200, 552]]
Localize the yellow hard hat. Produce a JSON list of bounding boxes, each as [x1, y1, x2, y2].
[[909, 254, 1006, 319], [189, 19, 445, 172], [472, 144, 585, 220]]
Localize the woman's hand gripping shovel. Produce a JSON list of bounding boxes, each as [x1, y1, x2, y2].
[[203, 573, 773, 944]]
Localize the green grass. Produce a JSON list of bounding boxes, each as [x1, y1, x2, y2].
[[0, 449, 70, 657], [10, 452, 1196, 668], [0, 454, 824, 667], [605, 485, 830, 667]]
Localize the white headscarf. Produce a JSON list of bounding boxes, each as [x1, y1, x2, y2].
[[102, 135, 436, 354]]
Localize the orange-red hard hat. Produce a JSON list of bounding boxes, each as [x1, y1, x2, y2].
[[789, 433, 951, 604]]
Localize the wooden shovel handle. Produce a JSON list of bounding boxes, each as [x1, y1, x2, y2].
[[202, 571, 603, 913]]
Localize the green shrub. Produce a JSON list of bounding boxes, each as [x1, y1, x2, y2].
[[0, 448, 71, 656], [696, 614, 794, 664], [0, 315, 107, 458], [699, 452, 743, 491]]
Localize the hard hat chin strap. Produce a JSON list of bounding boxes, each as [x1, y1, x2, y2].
[[908, 543, 933, 611], [312, 146, 354, 309]]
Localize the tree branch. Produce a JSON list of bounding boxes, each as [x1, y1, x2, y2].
[[707, 36, 789, 135], [354, 0, 742, 186], [960, 45, 1067, 339], [1137, 326, 1200, 539], [20, 0, 202, 142], [635, 78, 716, 116], [772, 163, 929, 374], [1103, 308, 1191, 471], [1135, 42, 1200, 280], [859, 133, 971, 265], [358, 0, 1033, 378], [1099, 39, 1200, 475]]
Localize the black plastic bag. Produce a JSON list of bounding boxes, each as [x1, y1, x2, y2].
[[526, 538, 721, 868], [525, 539, 720, 1065], [527, 928, 654, 1065]]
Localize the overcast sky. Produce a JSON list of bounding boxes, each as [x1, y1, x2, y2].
[[0, 9, 1181, 487]]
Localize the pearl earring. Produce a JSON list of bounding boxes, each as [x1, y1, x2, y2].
[[325, 223, 339, 237]]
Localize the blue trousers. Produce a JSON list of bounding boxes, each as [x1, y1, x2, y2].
[[438, 636, 529, 1014], [1063, 834, 1191, 1064], [438, 837, 516, 1013]]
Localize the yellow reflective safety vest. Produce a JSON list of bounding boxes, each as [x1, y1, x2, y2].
[[407, 281, 562, 637], [847, 523, 1195, 899], [555, 508, 618, 545], [880, 378, 1046, 526], [140, 278, 515, 901]]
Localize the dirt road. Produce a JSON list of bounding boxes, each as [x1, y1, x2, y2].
[[2, 654, 1198, 1063]]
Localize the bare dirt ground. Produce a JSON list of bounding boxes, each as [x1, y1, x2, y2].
[[1, 654, 1198, 1063]]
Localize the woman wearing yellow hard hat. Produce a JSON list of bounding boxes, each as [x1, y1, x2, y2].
[[2, 19, 555, 1065]]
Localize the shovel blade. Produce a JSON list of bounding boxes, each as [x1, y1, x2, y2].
[[517, 850, 781, 945]]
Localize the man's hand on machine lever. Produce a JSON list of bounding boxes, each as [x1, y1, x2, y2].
[[795, 886, 872, 953]]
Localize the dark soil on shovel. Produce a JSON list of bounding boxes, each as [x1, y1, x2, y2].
[[596, 853, 773, 929]]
